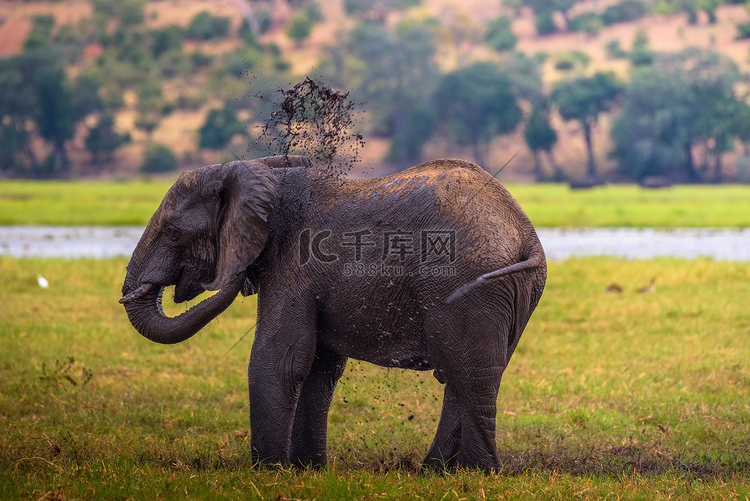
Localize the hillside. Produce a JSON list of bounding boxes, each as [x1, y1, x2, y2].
[[1, 0, 749, 180]]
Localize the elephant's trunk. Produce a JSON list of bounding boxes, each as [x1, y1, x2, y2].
[[120, 278, 243, 345]]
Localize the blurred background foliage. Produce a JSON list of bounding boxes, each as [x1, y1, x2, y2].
[[2, 0, 750, 183]]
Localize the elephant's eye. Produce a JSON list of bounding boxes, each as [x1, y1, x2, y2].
[[164, 224, 182, 242]]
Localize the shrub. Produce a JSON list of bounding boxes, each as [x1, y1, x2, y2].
[[554, 50, 591, 71], [535, 11, 557, 36], [226, 48, 262, 77], [567, 13, 604, 35], [150, 25, 183, 58], [606, 39, 627, 59], [23, 15, 56, 50], [306, 2, 324, 23], [736, 21, 750, 40], [186, 11, 230, 40], [190, 50, 214, 68], [601, 0, 648, 26], [485, 16, 517, 52], [239, 10, 272, 45], [198, 107, 245, 150], [286, 11, 313, 42], [140, 143, 178, 173]]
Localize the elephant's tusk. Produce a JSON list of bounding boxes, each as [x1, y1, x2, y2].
[[119, 283, 156, 304]]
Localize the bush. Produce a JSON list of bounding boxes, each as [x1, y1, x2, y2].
[[736, 21, 750, 40], [535, 11, 557, 36], [239, 10, 272, 45], [485, 16, 517, 52], [306, 2, 324, 23], [23, 15, 56, 50], [199, 107, 245, 150], [226, 48, 262, 77], [601, 0, 648, 26], [150, 25, 183, 58], [606, 39, 627, 59], [190, 50, 214, 68], [554, 50, 591, 71], [186, 11, 230, 40], [85, 114, 130, 163], [140, 143, 178, 173], [286, 11, 313, 42], [567, 12, 604, 35], [158, 50, 192, 79]]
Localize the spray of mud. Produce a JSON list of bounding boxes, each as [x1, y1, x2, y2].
[[251, 76, 366, 179]]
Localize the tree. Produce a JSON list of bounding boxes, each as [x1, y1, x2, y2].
[[601, 0, 648, 26], [524, 101, 561, 180], [610, 70, 692, 181], [567, 13, 604, 36], [0, 54, 40, 175], [551, 71, 623, 179], [150, 25, 183, 58], [85, 113, 129, 164], [611, 48, 750, 182], [141, 143, 178, 173], [23, 15, 55, 51], [629, 28, 654, 67], [0, 49, 107, 178], [199, 107, 245, 150], [343, 20, 439, 168], [344, 0, 421, 20], [134, 79, 166, 139], [286, 11, 314, 43], [522, 0, 579, 32], [485, 16, 517, 52], [186, 11, 230, 40], [433, 62, 522, 167], [33, 57, 78, 176]]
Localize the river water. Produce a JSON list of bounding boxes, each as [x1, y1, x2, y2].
[[2, 226, 750, 262]]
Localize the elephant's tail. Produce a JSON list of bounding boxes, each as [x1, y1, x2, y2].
[[445, 233, 545, 304]]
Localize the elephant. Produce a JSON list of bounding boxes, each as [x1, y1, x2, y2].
[[120, 155, 546, 472]]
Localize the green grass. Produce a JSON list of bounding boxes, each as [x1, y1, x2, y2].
[[1, 257, 749, 499], [2, 180, 750, 227], [510, 183, 750, 228], [0, 179, 175, 226]]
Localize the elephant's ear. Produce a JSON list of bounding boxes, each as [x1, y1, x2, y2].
[[204, 160, 279, 291]]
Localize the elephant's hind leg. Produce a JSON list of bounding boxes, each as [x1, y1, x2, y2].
[[425, 296, 509, 472], [289, 347, 347, 468], [423, 383, 461, 470]]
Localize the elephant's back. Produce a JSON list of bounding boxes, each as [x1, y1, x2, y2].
[[426, 160, 536, 272], [336, 158, 518, 209], [309, 159, 535, 266]]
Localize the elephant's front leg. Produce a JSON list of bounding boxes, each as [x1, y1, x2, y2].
[[289, 347, 347, 468], [247, 318, 317, 467]]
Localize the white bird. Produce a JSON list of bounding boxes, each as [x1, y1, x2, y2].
[[37, 275, 49, 288]]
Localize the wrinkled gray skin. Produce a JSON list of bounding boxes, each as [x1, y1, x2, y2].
[[121, 155, 546, 472]]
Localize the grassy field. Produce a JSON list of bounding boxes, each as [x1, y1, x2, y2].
[[2, 179, 750, 228], [1, 256, 749, 499]]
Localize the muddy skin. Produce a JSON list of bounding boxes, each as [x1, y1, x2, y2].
[[120, 155, 546, 473]]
